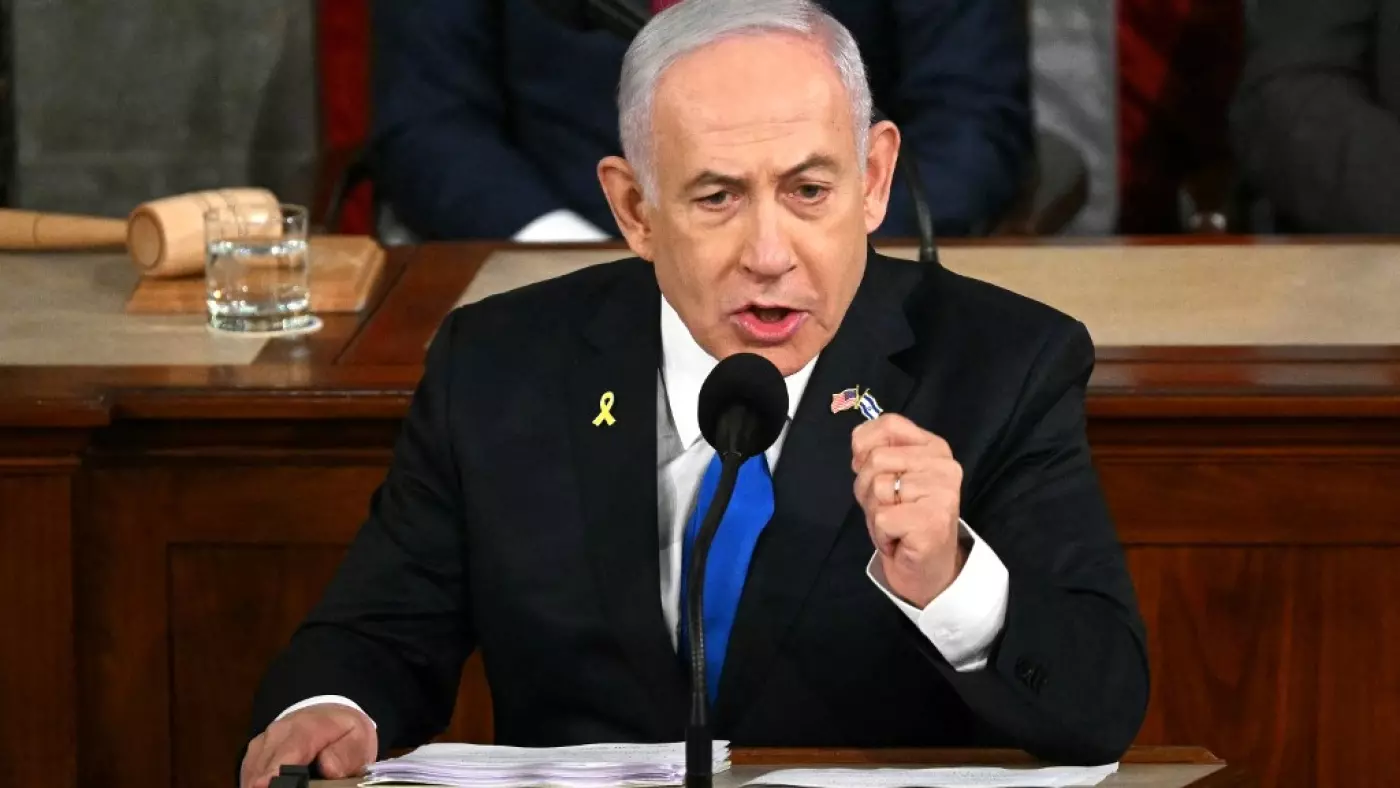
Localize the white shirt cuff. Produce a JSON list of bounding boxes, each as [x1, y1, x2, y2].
[[275, 695, 377, 729], [865, 519, 1010, 672], [512, 209, 610, 242]]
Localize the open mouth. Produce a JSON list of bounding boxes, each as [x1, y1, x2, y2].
[[733, 304, 807, 344], [749, 306, 795, 323]]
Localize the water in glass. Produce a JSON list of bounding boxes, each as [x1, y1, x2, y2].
[[205, 204, 314, 333]]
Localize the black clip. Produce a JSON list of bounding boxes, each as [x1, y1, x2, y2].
[[269, 765, 311, 788]]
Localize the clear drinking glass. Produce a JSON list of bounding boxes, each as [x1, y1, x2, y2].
[[204, 203, 313, 333]]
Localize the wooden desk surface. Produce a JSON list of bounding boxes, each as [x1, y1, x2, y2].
[[314, 747, 1246, 788], [4, 238, 1400, 419]]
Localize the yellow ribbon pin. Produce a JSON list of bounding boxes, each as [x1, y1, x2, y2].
[[593, 391, 617, 427]]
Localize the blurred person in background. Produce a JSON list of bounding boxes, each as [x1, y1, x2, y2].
[[370, 0, 1033, 242], [1231, 0, 1400, 233]]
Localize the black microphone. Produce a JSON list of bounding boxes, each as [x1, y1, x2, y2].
[[531, 0, 939, 262], [686, 353, 788, 788]]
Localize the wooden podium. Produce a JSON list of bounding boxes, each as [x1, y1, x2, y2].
[[4, 238, 1396, 788]]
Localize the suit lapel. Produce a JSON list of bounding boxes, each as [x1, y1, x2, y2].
[[568, 262, 687, 732], [713, 251, 923, 730]]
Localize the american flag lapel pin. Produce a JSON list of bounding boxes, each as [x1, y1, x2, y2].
[[831, 386, 861, 414]]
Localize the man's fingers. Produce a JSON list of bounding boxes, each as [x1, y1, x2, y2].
[[852, 444, 943, 477], [240, 735, 266, 788], [851, 414, 947, 468], [871, 503, 953, 558], [316, 723, 377, 779], [247, 731, 317, 788], [855, 464, 961, 512], [852, 444, 910, 476], [853, 465, 895, 512], [868, 504, 917, 554]]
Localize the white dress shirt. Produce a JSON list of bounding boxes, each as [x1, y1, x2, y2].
[[655, 297, 1009, 670], [279, 297, 1010, 726]]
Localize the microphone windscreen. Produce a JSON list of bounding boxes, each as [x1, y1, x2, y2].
[[697, 352, 788, 459]]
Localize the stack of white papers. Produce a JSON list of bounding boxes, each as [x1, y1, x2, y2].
[[361, 741, 731, 788], [744, 764, 1119, 788]]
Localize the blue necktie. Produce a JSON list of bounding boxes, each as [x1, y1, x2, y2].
[[679, 453, 775, 705]]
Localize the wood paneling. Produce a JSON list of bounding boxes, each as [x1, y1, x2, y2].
[[78, 463, 385, 788], [1099, 455, 1400, 544], [78, 462, 493, 788], [1316, 550, 1400, 788], [1127, 547, 1400, 788], [78, 468, 175, 788], [443, 653, 495, 746], [169, 546, 346, 788], [0, 472, 77, 788], [88, 465, 387, 544], [1128, 548, 1318, 788], [170, 547, 492, 788]]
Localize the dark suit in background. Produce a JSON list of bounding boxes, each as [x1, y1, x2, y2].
[[1231, 0, 1400, 232], [249, 251, 1148, 765], [370, 0, 1033, 240]]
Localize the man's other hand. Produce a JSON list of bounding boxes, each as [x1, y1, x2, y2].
[[851, 413, 967, 608], [240, 703, 377, 788]]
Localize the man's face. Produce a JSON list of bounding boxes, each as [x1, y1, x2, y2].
[[601, 32, 898, 376]]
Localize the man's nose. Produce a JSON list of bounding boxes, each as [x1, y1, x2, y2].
[[739, 197, 797, 278]]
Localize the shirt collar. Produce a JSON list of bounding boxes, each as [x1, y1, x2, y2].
[[660, 295, 817, 450]]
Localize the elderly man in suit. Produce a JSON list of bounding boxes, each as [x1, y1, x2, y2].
[[370, 0, 1033, 241], [239, 3, 1147, 787]]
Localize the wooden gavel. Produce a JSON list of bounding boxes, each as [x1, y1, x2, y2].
[[0, 188, 282, 278]]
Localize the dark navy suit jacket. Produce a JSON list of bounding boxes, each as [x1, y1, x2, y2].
[[250, 248, 1148, 763], [370, 0, 1032, 240]]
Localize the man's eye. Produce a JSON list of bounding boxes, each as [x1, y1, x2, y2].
[[794, 184, 828, 201], [697, 191, 732, 207]]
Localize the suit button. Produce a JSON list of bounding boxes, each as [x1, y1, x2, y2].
[[1015, 658, 1032, 679], [1014, 658, 1045, 692]]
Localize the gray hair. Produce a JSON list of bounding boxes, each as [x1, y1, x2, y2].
[[617, 0, 873, 201]]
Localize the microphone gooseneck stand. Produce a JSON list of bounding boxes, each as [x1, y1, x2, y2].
[[683, 451, 744, 788]]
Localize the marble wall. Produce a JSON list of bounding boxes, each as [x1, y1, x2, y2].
[[11, 0, 318, 217]]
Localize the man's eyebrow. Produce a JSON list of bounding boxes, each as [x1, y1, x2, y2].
[[780, 154, 840, 178], [681, 155, 842, 193], [683, 170, 747, 192]]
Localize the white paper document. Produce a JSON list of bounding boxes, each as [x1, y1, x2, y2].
[[361, 741, 731, 788], [743, 764, 1119, 788]]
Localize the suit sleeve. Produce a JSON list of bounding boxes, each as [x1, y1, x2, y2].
[[877, 0, 1034, 238], [248, 310, 475, 754], [915, 320, 1149, 765], [371, 0, 572, 240], [1229, 0, 1400, 232]]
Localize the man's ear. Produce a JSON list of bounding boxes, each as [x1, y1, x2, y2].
[[861, 120, 901, 235], [598, 156, 655, 260]]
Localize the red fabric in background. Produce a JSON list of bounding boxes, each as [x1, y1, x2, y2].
[[652, 0, 684, 12], [316, 0, 373, 234], [1116, 0, 1244, 234]]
